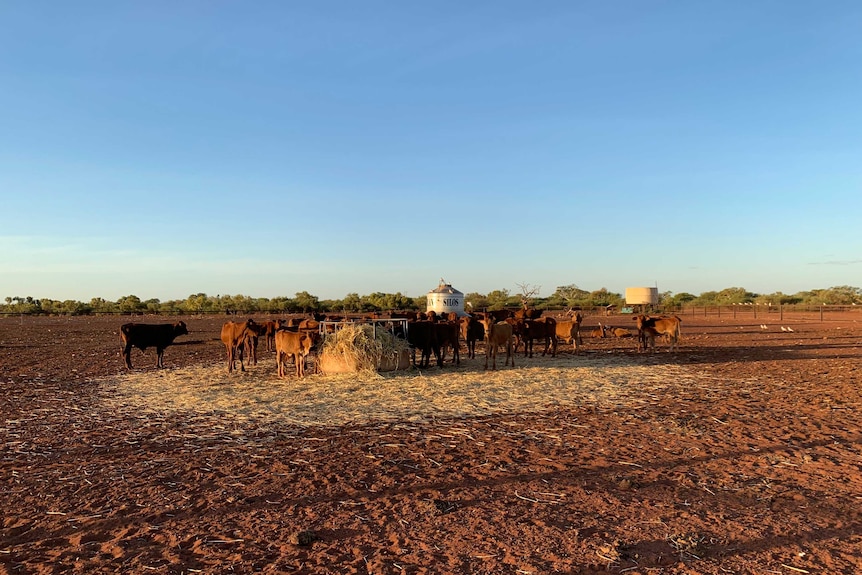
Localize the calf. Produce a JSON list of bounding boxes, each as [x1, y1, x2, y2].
[[633, 315, 682, 352], [244, 321, 270, 366], [522, 317, 557, 357], [480, 317, 514, 371], [120, 321, 188, 369], [486, 309, 512, 322], [434, 321, 461, 366], [505, 317, 528, 353], [262, 320, 283, 352], [459, 315, 485, 359], [221, 319, 257, 373], [275, 329, 315, 377], [555, 312, 583, 354], [406, 320, 442, 368], [608, 326, 633, 338], [513, 306, 543, 320], [638, 325, 663, 352]]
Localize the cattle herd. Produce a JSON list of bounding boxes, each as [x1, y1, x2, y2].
[[118, 309, 683, 376]]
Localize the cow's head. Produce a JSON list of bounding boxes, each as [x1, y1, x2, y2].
[[300, 333, 316, 355], [174, 321, 189, 335]]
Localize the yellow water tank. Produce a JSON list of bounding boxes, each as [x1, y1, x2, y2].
[[625, 287, 659, 306]]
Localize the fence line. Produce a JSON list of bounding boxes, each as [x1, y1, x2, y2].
[[1, 304, 860, 320], [675, 304, 860, 322]]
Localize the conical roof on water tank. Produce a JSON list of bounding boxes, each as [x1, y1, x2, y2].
[[426, 279, 466, 316]]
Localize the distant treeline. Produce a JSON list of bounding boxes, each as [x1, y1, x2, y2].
[[2, 285, 860, 316]]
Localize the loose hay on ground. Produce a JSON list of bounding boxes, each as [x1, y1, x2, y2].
[[101, 357, 704, 428]]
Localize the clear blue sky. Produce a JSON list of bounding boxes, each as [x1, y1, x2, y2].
[[1, 1, 860, 302]]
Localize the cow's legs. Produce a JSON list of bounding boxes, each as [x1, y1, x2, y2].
[[122, 344, 134, 369]]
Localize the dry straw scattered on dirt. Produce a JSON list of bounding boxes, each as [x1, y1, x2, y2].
[[101, 356, 703, 428]]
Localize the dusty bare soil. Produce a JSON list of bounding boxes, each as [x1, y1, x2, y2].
[[2, 312, 861, 574]]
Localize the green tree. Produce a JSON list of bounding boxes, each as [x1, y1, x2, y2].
[[183, 293, 211, 313], [60, 299, 91, 315], [715, 287, 757, 304], [485, 289, 510, 310], [318, 299, 339, 313], [341, 293, 362, 313], [294, 291, 319, 313], [117, 294, 145, 313], [89, 297, 114, 314], [267, 296, 293, 312], [464, 292, 488, 310], [754, 292, 788, 305], [389, 292, 414, 310], [231, 294, 257, 313], [663, 292, 696, 307], [362, 292, 389, 311], [823, 285, 862, 304], [587, 288, 622, 307], [551, 284, 589, 308]]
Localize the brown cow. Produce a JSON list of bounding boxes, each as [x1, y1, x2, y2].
[[275, 329, 315, 378], [261, 320, 283, 352], [480, 317, 514, 371], [243, 321, 270, 366], [504, 317, 528, 353], [633, 315, 682, 352], [589, 323, 606, 338], [513, 305, 543, 320], [221, 319, 257, 373], [608, 326, 633, 338], [638, 325, 663, 352], [120, 321, 188, 369], [555, 311, 583, 354]]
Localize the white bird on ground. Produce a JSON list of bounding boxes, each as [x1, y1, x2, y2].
[[761, 324, 768, 330], [787, 326, 794, 332]]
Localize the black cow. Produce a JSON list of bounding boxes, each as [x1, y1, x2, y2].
[[459, 315, 485, 359], [406, 320, 442, 368], [120, 321, 189, 369], [521, 317, 557, 357], [434, 321, 461, 366]]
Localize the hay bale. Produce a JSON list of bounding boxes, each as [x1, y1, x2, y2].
[[318, 324, 411, 374]]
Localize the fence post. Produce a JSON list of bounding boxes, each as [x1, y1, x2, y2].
[[780, 304, 783, 322], [820, 305, 824, 322]]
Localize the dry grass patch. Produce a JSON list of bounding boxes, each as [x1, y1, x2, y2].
[[100, 356, 706, 428]]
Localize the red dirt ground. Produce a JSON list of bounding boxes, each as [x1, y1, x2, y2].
[[2, 312, 861, 574]]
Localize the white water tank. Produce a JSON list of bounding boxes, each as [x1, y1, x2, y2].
[[625, 287, 659, 306], [426, 279, 466, 316]]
